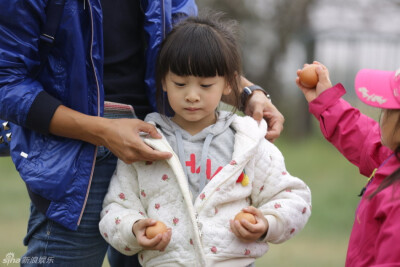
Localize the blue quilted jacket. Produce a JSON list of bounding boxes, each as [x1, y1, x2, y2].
[[0, 0, 197, 230]]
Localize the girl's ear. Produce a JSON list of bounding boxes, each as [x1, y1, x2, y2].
[[223, 83, 232, 95], [162, 80, 167, 92], [223, 71, 239, 95]]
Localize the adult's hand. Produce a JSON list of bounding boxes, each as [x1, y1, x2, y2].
[[244, 90, 285, 143], [49, 106, 172, 164], [101, 118, 172, 163], [240, 76, 284, 142]]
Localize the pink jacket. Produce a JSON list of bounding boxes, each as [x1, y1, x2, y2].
[[309, 84, 400, 267]]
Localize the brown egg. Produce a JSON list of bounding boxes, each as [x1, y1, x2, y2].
[[234, 211, 256, 224], [299, 64, 318, 88], [145, 221, 168, 239]]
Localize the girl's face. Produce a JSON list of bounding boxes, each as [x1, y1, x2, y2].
[[380, 109, 400, 150], [163, 71, 231, 135]]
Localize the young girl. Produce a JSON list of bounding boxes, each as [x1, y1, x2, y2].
[[100, 13, 311, 267], [296, 62, 400, 266]]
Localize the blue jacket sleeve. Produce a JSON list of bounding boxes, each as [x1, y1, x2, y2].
[[0, 1, 61, 134], [140, 0, 197, 110], [171, 0, 198, 23]]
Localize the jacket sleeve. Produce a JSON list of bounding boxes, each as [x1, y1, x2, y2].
[[309, 84, 392, 177], [0, 1, 62, 134], [99, 160, 147, 255], [171, 0, 198, 23], [140, 0, 197, 111], [251, 140, 312, 244]]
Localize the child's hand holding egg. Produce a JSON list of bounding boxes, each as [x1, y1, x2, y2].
[[230, 207, 270, 243], [299, 64, 318, 88], [234, 211, 256, 224], [145, 220, 168, 239], [132, 219, 171, 251], [296, 62, 333, 103]]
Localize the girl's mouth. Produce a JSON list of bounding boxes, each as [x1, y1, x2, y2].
[[185, 107, 200, 111]]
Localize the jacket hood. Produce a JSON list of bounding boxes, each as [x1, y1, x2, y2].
[[145, 111, 236, 142]]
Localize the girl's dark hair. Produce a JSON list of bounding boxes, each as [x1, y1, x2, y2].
[[369, 109, 400, 199], [155, 11, 242, 115]]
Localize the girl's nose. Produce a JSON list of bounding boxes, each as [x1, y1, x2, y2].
[[185, 89, 200, 102]]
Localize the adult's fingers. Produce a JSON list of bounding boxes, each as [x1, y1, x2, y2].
[[263, 111, 284, 142], [105, 119, 172, 163], [250, 103, 263, 122], [134, 120, 162, 139], [128, 141, 172, 163]]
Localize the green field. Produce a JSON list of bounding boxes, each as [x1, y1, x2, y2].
[[0, 129, 365, 266]]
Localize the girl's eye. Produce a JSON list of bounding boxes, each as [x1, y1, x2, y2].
[[174, 82, 185, 87], [201, 84, 213, 88]]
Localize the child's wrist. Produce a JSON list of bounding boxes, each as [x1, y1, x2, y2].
[[258, 217, 269, 241], [132, 219, 141, 237]]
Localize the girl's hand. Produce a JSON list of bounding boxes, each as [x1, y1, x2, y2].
[[229, 206, 269, 243], [132, 219, 172, 251], [295, 61, 333, 103]]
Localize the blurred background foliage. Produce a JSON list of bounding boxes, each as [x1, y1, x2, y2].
[[201, 0, 400, 134], [2, 0, 400, 266]]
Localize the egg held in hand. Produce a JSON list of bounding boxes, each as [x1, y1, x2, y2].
[[145, 221, 168, 239], [234, 211, 256, 224], [299, 64, 318, 88]]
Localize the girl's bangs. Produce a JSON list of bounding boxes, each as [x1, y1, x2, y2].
[[165, 28, 227, 77]]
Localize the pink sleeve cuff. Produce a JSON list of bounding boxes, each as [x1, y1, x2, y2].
[[309, 83, 346, 118]]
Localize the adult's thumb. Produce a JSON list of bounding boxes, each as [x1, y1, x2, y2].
[[251, 105, 263, 122]]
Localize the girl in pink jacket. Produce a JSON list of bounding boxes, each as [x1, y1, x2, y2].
[[296, 61, 400, 267]]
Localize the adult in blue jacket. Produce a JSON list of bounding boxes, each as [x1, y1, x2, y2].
[[0, 0, 284, 266]]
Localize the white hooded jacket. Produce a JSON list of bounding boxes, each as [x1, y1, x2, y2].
[[99, 115, 311, 267]]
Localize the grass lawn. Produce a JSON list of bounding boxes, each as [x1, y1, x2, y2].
[[0, 129, 365, 266], [0, 156, 30, 262]]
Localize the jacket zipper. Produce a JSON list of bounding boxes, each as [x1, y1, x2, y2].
[[149, 137, 206, 265], [77, 0, 101, 226]]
